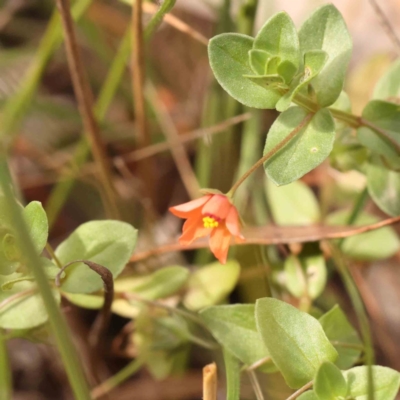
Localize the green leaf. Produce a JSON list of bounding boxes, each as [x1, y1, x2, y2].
[[200, 304, 273, 370], [298, 392, 318, 400], [298, 4, 352, 107], [357, 100, 400, 158], [111, 266, 190, 318], [183, 260, 240, 311], [344, 366, 400, 400], [276, 50, 328, 112], [326, 210, 399, 260], [285, 253, 327, 300], [367, 157, 400, 216], [373, 59, 400, 101], [278, 60, 298, 83], [63, 292, 104, 309], [55, 220, 137, 293], [253, 11, 300, 80], [23, 201, 48, 254], [266, 179, 321, 226], [208, 33, 281, 109], [264, 107, 335, 185], [314, 361, 347, 400], [245, 74, 284, 89], [0, 275, 60, 329], [255, 297, 337, 388], [248, 49, 269, 75], [319, 305, 362, 369]]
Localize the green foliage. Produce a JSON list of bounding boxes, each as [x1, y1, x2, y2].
[[0, 274, 60, 329], [373, 59, 400, 101], [200, 304, 273, 370], [343, 366, 400, 400], [266, 179, 321, 225], [367, 157, 400, 216], [326, 210, 399, 260], [358, 100, 400, 158], [253, 11, 299, 78], [319, 305, 363, 369], [256, 298, 337, 388], [264, 107, 335, 185], [183, 260, 240, 310], [23, 201, 48, 254], [208, 33, 281, 109], [55, 220, 137, 293], [276, 50, 328, 112], [284, 251, 327, 300], [314, 361, 347, 400], [298, 4, 352, 107]]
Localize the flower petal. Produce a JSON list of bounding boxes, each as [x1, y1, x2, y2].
[[225, 206, 244, 239], [179, 215, 211, 245], [201, 195, 231, 220], [209, 224, 231, 264], [169, 195, 212, 218]]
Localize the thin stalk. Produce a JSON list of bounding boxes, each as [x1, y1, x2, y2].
[[330, 245, 375, 400], [338, 187, 369, 248], [227, 113, 313, 196], [46, 0, 176, 227], [91, 358, 143, 399], [45, 243, 62, 268], [285, 381, 313, 400], [0, 0, 93, 146], [56, 0, 120, 219], [0, 329, 12, 400], [247, 370, 264, 400], [223, 349, 240, 400], [0, 160, 91, 400]]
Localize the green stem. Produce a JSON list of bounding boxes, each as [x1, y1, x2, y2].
[[0, 0, 93, 146], [45, 0, 177, 228], [0, 329, 12, 400], [330, 245, 375, 400], [227, 113, 313, 196], [0, 160, 91, 400], [91, 358, 143, 399], [223, 348, 240, 400], [338, 187, 369, 248]]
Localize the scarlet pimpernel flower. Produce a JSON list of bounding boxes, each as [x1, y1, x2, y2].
[[169, 193, 244, 264]]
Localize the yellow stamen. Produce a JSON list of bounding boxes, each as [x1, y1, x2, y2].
[[203, 216, 219, 229]]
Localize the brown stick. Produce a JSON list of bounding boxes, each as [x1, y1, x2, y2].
[[55, 0, 120, 219], [203, 362, 217, 400], [129, 215, 400, 263]]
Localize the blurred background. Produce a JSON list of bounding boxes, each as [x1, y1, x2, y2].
[[2, 0, 400, 399]]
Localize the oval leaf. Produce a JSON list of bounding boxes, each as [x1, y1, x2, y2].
[[264, 107, 335, 185], [55, 220, 137, 293], [266, 179, 321, 226], [299, 4, 352, 107], [0, 276, 60, 329], [200, 304, 273, 370], [319, 305, 362, 370], [326, 210, 399, 260], [367, 158, 400, 216], [344, 366, 400, 400], [255, 297, 337, 388], [358, 100, 400, 158], [183, 260, 240, 311], [253, 11, 300, 78], [208, 33, 281, 109], [373, 59, 400, 101], [23, 201, 48, 254], [314, 361, 347, 400]]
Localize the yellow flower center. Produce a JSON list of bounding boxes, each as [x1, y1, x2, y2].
[[203, 216, 219, 229]]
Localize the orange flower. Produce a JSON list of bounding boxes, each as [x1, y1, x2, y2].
[[169, 194, 244, 264]]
